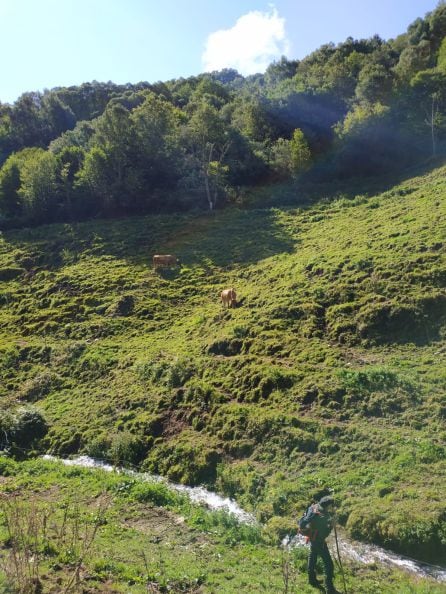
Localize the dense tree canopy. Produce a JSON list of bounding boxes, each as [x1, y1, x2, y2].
[[2, 3, 446, 226]]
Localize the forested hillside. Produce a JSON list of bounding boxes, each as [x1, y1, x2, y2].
[[0, 4, 446, 593], [2, 4, 446, 226]]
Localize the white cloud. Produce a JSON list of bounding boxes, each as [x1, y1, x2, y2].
[[202, 7, 290, 76]]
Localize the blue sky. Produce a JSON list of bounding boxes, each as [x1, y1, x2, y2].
[[0, 0, 440, 104]]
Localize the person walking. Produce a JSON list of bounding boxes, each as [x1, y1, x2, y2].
[[299, 495, 341, 594]]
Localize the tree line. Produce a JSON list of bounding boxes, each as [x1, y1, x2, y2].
[[1, 3, 446, 226]]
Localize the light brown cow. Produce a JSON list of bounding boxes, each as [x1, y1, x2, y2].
[[153, 254, 179, 270], [221, 288, 237, 308]]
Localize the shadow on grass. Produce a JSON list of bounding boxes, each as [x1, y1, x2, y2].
[[155, 267, 182, 281], [173, 209, 295, 268], [2, 207, 296, 272], [5, 155, 444, 272], [252, 155, 446, 209]]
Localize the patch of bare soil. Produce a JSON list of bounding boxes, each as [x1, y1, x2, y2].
[[121, 503, 210, 547]]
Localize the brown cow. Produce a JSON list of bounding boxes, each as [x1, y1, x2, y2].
[[153, 254, 179, 270], [221, 288, 237, 308]]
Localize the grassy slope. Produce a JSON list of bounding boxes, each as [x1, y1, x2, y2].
[[0, 457, 444, 593], [0, 163, 445, 567]]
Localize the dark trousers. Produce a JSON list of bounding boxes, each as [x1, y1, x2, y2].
[[308, 540, 334, 587]]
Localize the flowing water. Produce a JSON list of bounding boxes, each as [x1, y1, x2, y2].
[[42, 455, 256, 524], [43, 455, 446, 584]]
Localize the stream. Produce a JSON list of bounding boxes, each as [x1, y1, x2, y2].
[[42, 455, 446, 584]]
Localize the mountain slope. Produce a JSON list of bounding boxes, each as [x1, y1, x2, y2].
[[0, 163, 445, 562]]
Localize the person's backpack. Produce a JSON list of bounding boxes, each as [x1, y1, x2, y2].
[[298, 503, 317, 537]]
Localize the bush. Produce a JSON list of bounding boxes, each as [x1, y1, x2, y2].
[[144, 431, 222, 486], [337, 366, 417, 416], [325, 301, 359, 344], [84, 433, 111, 460], [108, 432, 145, 466], [0, 406, 48, 453], [0, 456, 18, 476], [183, 379, 220, 406], [232, 364, 296, 402], [357, 293, 446, 344], [216, 460, 266, 502], [338, 367, 402, 394], [207, 338, 243, 356]]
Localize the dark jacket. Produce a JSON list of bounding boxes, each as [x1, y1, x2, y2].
[[299, 503, 333, 543]]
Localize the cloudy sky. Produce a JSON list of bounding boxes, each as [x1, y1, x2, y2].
[[0, 0, 439, 103]]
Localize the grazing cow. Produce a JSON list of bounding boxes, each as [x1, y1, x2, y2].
[[153, 254, 179, 270], [221, 288, 237, 308]]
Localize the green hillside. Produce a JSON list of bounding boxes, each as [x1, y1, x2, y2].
[[3, 4, 446, 229], [0, 162, 445, 589]]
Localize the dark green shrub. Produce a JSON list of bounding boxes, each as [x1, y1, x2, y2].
[[235, 364, 296, 401], [318, 440, 340, 454], [77, 348, 118, 379], [276, 426, 318, 454], [0, 406, 48, 452], [415, 440, 445, 463], [0, 346, 20, 371], [263, 516, 296, 544], [64, 342, 87, 362], [183, 379, 225, 409], [53, 430, 82, 456], [326, 301, 359, 343], [337, 365, 417, 416], [357, 293, 446, 344], [0, 456, 18, 476], [165, 357, 195, 388], [233, 325, 249, 338], [124, 411, 164, 439], [216, 460, 266, 501], [85, 433, 112, 460], [338, 367, 402, 394]]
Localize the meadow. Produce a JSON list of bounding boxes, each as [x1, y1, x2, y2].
[[0, 457, 444, 593], [0, 162, 445, 591]]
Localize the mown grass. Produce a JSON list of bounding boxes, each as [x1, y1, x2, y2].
[[0, 162, 445, 577]]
